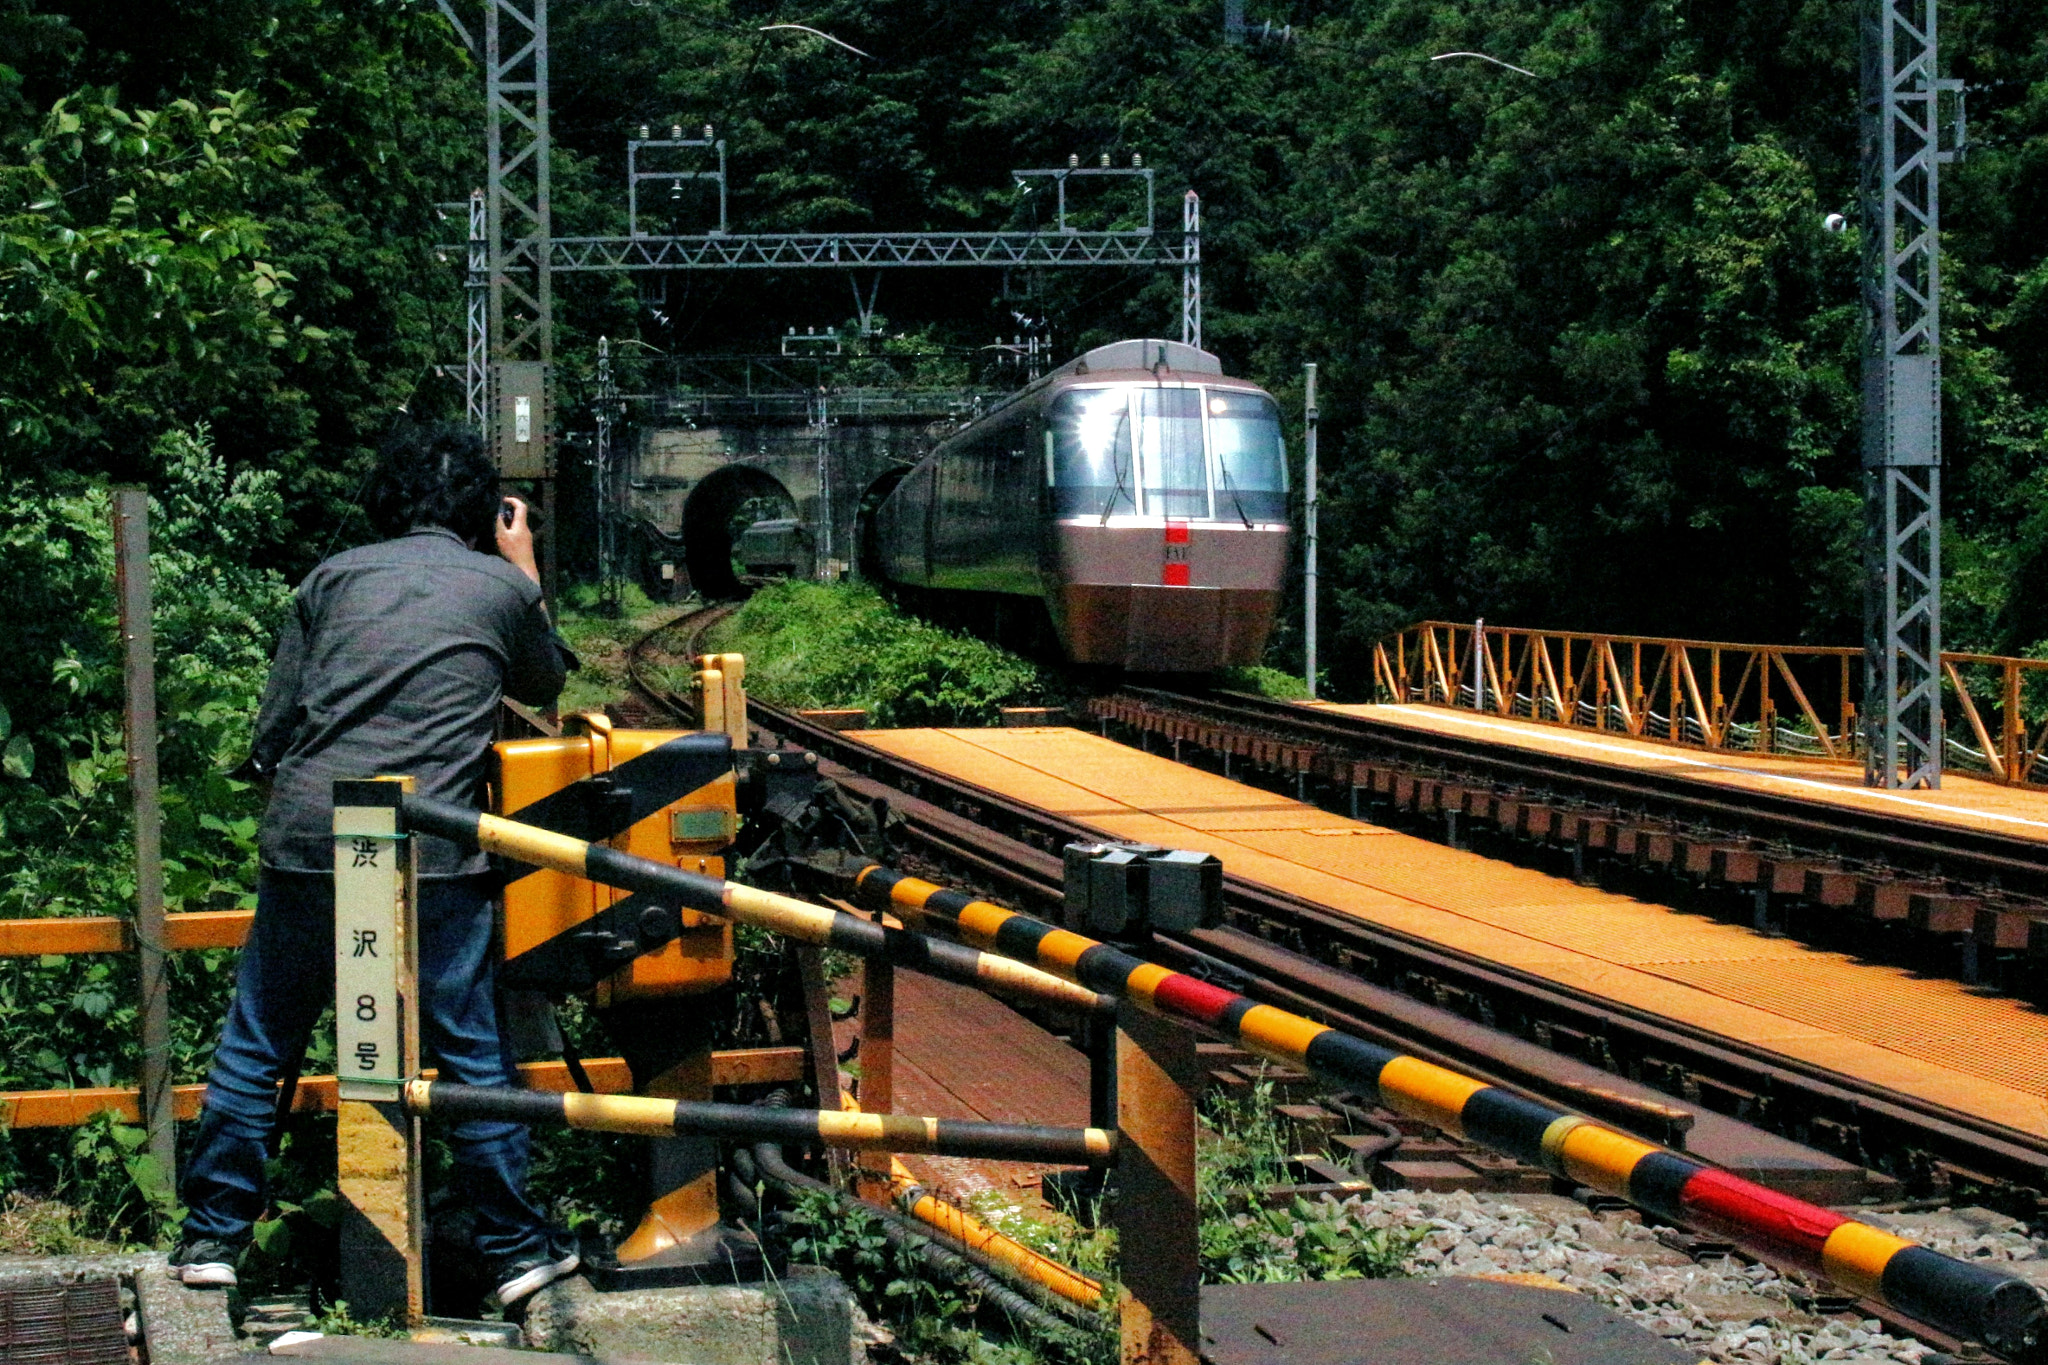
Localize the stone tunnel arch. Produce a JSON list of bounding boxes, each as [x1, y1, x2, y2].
[[682, 464, 800, 599]]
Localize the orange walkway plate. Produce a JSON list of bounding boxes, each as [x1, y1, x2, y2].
[[855, 726, 2048, 1141], [1318, 702, 2048, 844]]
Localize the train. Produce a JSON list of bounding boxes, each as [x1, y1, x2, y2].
[[861, 339, 1291, 673]]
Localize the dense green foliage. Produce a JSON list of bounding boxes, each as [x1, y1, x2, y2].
[[0, 431, 293, 1233], [701, 581, 1058, 725]]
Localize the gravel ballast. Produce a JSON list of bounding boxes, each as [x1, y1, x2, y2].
[[1211, 1189, 2048, 1363]]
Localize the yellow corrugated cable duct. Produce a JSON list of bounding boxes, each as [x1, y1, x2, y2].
[[839, 1092, 1105, 1307]]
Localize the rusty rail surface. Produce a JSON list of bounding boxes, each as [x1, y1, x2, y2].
[[1372, 621, 2048, 786]]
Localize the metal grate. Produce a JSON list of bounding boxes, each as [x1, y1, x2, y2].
[[0, 1279, 130, 1365]]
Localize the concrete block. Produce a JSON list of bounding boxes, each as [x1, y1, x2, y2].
[[0, 1251, 237, 1365], [524, 1267, 861, 1365]]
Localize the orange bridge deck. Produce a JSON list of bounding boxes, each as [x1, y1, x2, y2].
[[851, 725, 2048, 1144]]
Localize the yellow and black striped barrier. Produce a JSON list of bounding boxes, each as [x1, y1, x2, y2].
[[848, 862, 2048, 1363], [400, 794, 1108, 1017], [403, 1081, 1115, 1164]]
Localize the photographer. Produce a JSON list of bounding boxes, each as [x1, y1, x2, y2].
[[172, 423, 579, 1309]]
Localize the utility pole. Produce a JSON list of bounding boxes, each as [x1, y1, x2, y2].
[[1303, 363, 1318, 699], [112, 490, 174, 1194], [1860, 0, 1961, 789], [1182, 191, 1201, 349], [1223, 0, 1245, 45], [484, 0, 557, 601], [595, 335, 621, 615]]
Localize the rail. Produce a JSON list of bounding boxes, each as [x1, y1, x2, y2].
[[1371, 620, 2048, 785]]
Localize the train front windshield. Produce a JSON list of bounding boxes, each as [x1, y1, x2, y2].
[[1049, 385, 1287, 523]]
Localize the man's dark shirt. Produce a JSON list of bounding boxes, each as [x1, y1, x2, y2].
[[252, 527, 568, 877]]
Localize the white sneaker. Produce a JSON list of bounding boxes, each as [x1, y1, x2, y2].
[[170, 1239, 239, 1287], [489, 1244, 580, 1308]]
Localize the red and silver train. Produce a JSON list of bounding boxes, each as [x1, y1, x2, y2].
[[863, 339, 1290, 673]]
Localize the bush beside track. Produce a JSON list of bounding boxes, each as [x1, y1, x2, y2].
[[697, 582, 1063, 727]]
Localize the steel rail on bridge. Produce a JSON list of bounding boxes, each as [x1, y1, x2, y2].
[[1374, 620, 2048, 787]]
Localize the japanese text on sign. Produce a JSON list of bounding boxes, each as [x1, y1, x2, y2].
[[334, 823, 404, 1096]]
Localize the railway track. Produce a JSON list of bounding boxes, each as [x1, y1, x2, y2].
[[620, 599, 742, 721], [1092, 687, 2048, 979], [614, 615, 2048, 1197], [732, 703, 2048, 1205]]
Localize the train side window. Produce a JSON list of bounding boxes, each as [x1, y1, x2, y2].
[[1208, 390, 1289, 524], [1137, 386, 1209, 520], [1049, 388, 1136, 518]]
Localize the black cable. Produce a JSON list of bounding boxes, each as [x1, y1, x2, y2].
[[268, 1054, 304, 1157], [556, 1028, 597, 1095], [746, 1091, 1110, 1345]]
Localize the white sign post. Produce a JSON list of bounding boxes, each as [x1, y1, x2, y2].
[[332, 776, 422, 1324]]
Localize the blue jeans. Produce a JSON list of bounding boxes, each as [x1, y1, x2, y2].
[[180, 870, 547, 1264]]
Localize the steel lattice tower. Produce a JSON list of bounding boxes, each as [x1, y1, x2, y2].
[[1861, 0, 1959, 789], [465, 188, 487, 435], [483, 0, 552, 385]]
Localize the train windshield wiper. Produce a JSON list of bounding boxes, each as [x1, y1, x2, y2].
[[1098, 413, 1133, 524], [1216, 456, 1254, 529]]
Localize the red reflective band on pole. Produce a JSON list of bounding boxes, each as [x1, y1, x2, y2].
[[1151, 972, 1236, 1026], [1680, 1169, 1849, 1272]]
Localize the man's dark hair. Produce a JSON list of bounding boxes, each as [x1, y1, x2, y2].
[[365, 423, 500, 545]]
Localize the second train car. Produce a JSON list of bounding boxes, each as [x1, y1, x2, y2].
[[864, 339, 1290, 673]]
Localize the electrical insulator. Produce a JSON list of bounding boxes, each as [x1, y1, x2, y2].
[[1100, 152, 1111, 168], [1132, 153, 1144, 168], [1068, 153, 1079, 168], [669, 178, 683, 201], [703, 124, 714, 141], [670, 124, 682, 140], [637, 124, 650, 141]]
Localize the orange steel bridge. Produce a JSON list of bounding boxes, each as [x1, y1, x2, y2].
[[1373, 620, 2048, 787]]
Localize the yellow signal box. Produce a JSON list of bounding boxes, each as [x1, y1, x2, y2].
[[493, 712, 735, 1005], [596, 723, 734, 1006], [489, 681, 755, 1276]]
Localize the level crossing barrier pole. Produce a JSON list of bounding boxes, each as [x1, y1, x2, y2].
[[111, 489, 175, 1195], [404, 1082, 1112, 1163], [844, 859, 2048, 1364], [332, 778, 424, 1326], [401, 792, 1109, 1018]]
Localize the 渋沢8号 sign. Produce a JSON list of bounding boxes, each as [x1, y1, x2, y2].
[[334, 803, 407, 1100]]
